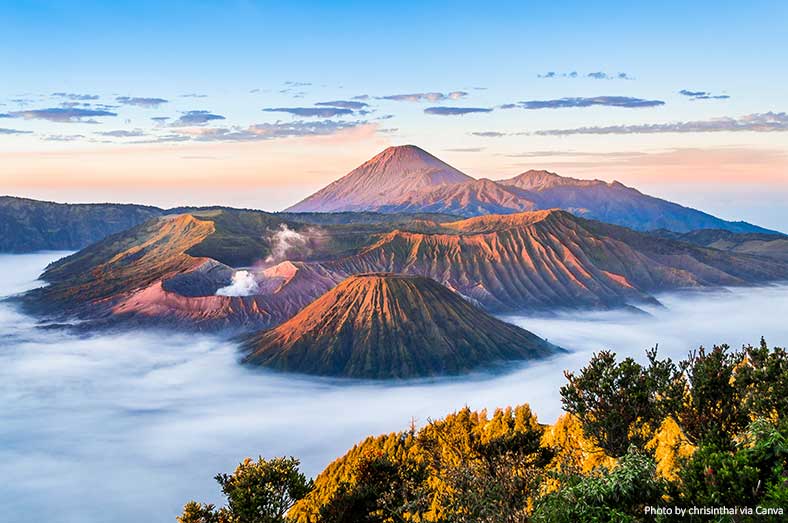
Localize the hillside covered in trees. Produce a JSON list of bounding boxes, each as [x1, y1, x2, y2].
[[177, 339, 788, 522]]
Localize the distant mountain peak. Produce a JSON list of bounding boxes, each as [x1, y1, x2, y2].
[[502, 169, 604, 191], [367, 144, 439, 164], [285, 146, 775, 234], [286, 145, 472, 212]]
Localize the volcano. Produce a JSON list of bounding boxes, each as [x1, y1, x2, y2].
[[241, 273, 560, 379], [285, 146, 777, 234], [286, 145, 472, 212]]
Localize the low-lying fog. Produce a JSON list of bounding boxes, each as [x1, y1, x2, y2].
[[2, 252, 788, 523]]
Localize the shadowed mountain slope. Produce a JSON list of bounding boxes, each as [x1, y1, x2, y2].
[[242, 273, 560, 379], [500, 170, 775, 233], [0, 196, 164, 252], [649, 229, 788, 261]]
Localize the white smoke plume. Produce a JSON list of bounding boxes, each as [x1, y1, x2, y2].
[[215, 270, 259, 296], [264, 224, 312, 264]]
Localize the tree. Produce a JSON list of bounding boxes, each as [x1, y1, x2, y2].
[[422, 405, 551, 523], [737, 338, 788, 423], [214, 456, 313, 523], [677, 344, 748, 448], [177, 501, 226, 523], [678, 419, 788, 508], [532, 450, 667, 523], [318, 450, 428, 523], [560, 348, 681, 457]]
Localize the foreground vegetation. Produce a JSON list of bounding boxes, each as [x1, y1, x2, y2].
[[178, 339, 788, 522]]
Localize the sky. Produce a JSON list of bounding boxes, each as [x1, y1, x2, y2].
[[1, 0, 787, 229]]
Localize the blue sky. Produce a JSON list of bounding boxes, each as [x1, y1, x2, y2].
[[1, 0, 787, 229]]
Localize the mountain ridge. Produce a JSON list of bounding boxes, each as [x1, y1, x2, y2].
[[0, 195, 165, 252], [22, 208, 788, 331], [286, 146, 779, 234]]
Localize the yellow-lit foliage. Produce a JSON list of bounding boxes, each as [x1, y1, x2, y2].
[[646, 416, 696, 482], [541, 413, 615, 477], [289, 404, 545, 523]]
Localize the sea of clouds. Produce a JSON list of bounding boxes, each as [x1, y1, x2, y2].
[[1, 252, 787, 523]]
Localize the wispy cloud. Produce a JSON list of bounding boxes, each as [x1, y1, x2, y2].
[[424, 106, 492, 116], [58, 101, 93, 108], [51, 92, 99, 101], [587, 72, 634, 80], [679, 89, 730, 101], [138, 119, 368, 143], [43, 134, 86, 142], [538, 71, 576, 79], [0, 128, 32, 135], [263, 107, 354, 118], [180, 93, 207, 98], [7, 107, 117, 123], [96, 129, 147, 138], [115, 96, 169, 108], [538, 71, 633, 80], [518, 96, 664, 109], [502, 150, 647, 158], [129, 133, 191, 144], [278, 88, 307, 98], [197, 120, 366, 141], [382, 91, 467, 102], [170, 110, 226, 126], [315, 100, 369, 110], [471, 131, 506, 137], [533, 112, 788, 135], [444, 147, 485, 152]]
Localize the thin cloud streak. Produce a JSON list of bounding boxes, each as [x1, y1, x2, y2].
[[537, 71, 633, 80], [116, 96, 169, 108], [534, 112, 788, 135], [170, 110, 226, 126], [679, 89, 730, 101], [519, 96, 664, 109], [382, 91, 467, 102], [52, 92, 99, 101], [0, 128, 32, 135], [424, 106, 492, 115], [263, 107, 354, 118], [96, 130, 147, 138], [315, 100, 368, 110], [7, 107, 117, 123], [135, 120, 370, 143]]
